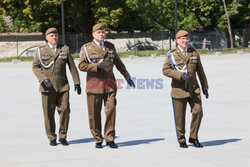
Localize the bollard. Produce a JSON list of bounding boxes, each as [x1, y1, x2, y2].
[[151, 54, 157, 59], [12, 59, 20, 64], [237, 50, 244, 55], [215, 52, 222, 56]]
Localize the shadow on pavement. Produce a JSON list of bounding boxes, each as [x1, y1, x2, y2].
[[118, 138, 165, 147], [68, 136, 119, 145], [201, 138, 242, 147], [68, 138, 95, 144]]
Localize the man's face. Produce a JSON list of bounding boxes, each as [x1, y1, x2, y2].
[[92, 29, 105, 43], [176, 36, 189, 50], [46, 33, 58, 46]]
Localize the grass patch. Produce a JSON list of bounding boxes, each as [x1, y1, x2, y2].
[[0, 56, 34, 62], [118, 50, 169, 58], [1, 48, 249, 62], [198, 47, 250, 55], [72, 53, 80, 59]]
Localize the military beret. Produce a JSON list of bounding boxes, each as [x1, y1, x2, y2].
[[45, 27, 58, 35], [92, 23, 105, 32], [176, 30, 189, 39]]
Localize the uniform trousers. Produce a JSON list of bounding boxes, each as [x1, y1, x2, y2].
[[41, 91, 70, 141], [87, 91, 116, 143], [172, 93, 203, 143]]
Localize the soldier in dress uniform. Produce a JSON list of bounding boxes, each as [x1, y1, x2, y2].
[[32, 27, 81, 146], [78, 23, 135, 149], [162, 30, 209, 148]]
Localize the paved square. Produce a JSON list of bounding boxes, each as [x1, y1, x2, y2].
[[0, 53, 250, 167]]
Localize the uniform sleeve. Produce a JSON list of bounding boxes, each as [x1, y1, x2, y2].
[[197, 54, 208, 90], [67, 49, 80, 85], [32, 49, 47, 83], [162, 56, 183, 80], [78, 46, 98, 72], [113, 48, 131, 79]]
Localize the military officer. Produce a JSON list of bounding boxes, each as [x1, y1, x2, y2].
[[162, 30, 209, 148], [32, 27, 81, 146], [78, 23, 135, 149]]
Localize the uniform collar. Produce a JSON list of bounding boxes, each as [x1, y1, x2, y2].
[[94, 39, 105, 51], [94, 39, 104, 49], [178, 46, 187, 55], [47, 43, 57, 50]]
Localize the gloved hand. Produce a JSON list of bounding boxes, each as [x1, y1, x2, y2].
[[202, 90, 209, 99], [74, 84, 81, 95], [41, 79, 53, 91], [181, 73, 189, 81], [97, 62, 107, 71], [187, 45, 196, 52], [126, 78, 135, 88]]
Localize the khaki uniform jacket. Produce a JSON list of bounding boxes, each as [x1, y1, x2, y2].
[[162, 47, 208, 98], [32, 43, 80, 92], [78, 41, 131, 94]]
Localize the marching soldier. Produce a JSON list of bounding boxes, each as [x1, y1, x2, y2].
[[78, 23, 135, 149], [32, 27, 81, 146], [162, 30, 209, 148]]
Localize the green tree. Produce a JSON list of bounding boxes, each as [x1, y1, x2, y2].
[[0, 0, 61, 32]]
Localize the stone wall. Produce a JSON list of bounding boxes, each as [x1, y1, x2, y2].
[[0, 33, 45, 58]]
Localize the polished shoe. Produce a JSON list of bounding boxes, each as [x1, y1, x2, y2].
[[59, 138, 69, 146], [95, 142, 103, 149], [179, 141, 188, 148], [106, 141, 118, 148], [50, 139, 57, 146], [189, 138, 203, 148]]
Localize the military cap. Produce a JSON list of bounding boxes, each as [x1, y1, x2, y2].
[[45, 27, 58, 35], [92, 23, 105, 32], [176, 30, 189, 39]]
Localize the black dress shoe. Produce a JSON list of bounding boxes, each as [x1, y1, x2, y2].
[[189, 138, 203, 148], [95, 142, 103, 149], [106, 141, 118, 148], [179, 141, 188, 148], [59, 138, 69, 146], [50, 139, 57, 146]]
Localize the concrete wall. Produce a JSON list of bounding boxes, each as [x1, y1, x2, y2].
[[0, 33, 45, 58], [0, 41, 46, 58]]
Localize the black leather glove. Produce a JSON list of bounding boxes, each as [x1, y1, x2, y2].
[[202, 90, 209, 99], [41, 79, 53, 91], [181, 73, 189, 81], [97, 62, 107, 71], [126, 78, 135, 88], [74, 84, 81, 95], [187, 45, 196, 52]]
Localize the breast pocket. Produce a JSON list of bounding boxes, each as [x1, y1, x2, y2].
[[41, 55, 52, 65], [108, 51, 115, 62], [89, 54, 101, 63], [189, 59, 197, 71], [58, 55, 68, 65], [191, 59, 198, 64]]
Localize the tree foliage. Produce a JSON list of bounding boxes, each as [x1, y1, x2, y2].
[[0, 0, 249, 33]]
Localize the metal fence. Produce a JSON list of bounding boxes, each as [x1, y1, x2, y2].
[[0, 29, 249, 58], [67, 29, 249, 54]]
